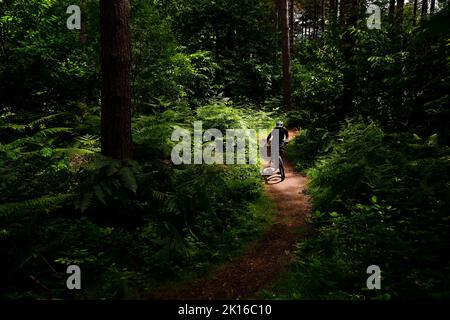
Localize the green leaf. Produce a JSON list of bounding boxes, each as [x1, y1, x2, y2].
[[93, 185, 106, 205], [79, 192, 93, 213], [119, 167, 137, 193], [329, 212, 339, 218]]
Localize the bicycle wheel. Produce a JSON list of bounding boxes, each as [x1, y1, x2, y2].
[[279, 156, 285, 181], [279, 143, 286, 160]]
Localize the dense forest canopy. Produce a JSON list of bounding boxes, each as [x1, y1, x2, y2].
[[0, 0, 449, 300]]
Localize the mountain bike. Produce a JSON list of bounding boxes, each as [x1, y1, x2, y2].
[[278, 141, 286, 181], [263, 140, 287, 182]]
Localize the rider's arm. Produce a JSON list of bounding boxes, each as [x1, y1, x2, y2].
[[283, 128, 289, 141]]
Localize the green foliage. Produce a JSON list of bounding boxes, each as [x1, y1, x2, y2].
[[0, 96, 276, 298], [160, 0, 280, 103], [286, 127, 335, 172], [132, 1, 221, 111], [277, 9, 450, 299], [2, 0, 449, 301], [307, 121, 385, 213], [0, 0, 99, 113], [275, 121, 450, 299]]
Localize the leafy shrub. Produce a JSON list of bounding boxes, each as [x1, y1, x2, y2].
[[0, 101, 276, 299], [275, 121, 450, 299]]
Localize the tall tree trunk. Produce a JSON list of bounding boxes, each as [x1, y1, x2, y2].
[[339, 0, 358, 116], [340, 0, 358, 27], [79, 0, 87, 45], [321, 0, 325, 33], [413, 0, 418, 24], [329, 0, 337, 23], [314, 0, 318, 38], [388, 0, 396, 23], [422, 0, 428, 16], [275, 0, 280, 29], [100, 0, 133, 160], [300, 14, 304, 38], [308, 20, 311, 38], [289, 0, 294, 55], [430, 0, 436, 13], [396, 0, 405, 25], [279, 0, 292, 111]]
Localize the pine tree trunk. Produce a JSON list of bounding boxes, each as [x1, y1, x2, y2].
[[300, 15, 304, 38], [321, 0, 325, 33], [279, 0, 292, 111], [289, 0, 294, 55], [413, 0, 418, 23], [339, 0, 358, 116], [100, 0, 133, 160], [340, 0, 358, 27], [388, 0, 396, 23], [396, 0, 405, 25], [430, 0, 436, 13], [313, 0, 318, 39], [422, 0, 428, 16]]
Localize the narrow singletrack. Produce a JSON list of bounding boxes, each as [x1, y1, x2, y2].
[[154, 130, 311, 300]]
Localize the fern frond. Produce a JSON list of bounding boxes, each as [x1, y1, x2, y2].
[[119, 167, 137, 193], [93, 185, 106, 205], [0, 123, 27, 132], [53, 147, 96, 156], [29, 112, 69, 128], [77, 191, 93, 213], [152, 190, 168, 201], [35, 127, 72, 137], [0, 194, 75, 218]]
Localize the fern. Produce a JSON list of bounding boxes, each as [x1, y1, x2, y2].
[[75, 134, 100, 151], [0, 194, 75, 218], [34, 127, 72, 137], [28, 112, 68, 128], [76, 191, 94, 213], [118, 166, 138, 193]]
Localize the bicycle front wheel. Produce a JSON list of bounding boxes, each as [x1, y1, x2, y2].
[[279, 156, 285, 181]]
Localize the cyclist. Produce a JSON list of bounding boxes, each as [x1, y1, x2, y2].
[[267, 121, 289, 153], [265, 121, 289, 181]]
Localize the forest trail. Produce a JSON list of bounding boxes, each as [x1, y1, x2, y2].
[[154, 130, 311, 300]]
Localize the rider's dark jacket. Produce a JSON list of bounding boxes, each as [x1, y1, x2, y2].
[[267, 126, 289, 146]]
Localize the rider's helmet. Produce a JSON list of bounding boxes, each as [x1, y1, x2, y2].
[[276, 121, 284, 128]]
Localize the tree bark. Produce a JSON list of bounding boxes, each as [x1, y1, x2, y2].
[[300, 14, 304, 38], [388, 0, 396, 23], [329, 0, 337, 22], [100, 0, 133, 160], [313, 0, 318, 39], [321, 0, 325, 33], [79, 0, 87, 45], [413, 0, 418, 23], [422, 0, 428, 16], [289, 0, 294, 55], [430, 0, 436, 13], [279, 0, 293, 111], [396, 0, 405, 25], [339, 0, 358, 116], [340, 0, 358, 27]]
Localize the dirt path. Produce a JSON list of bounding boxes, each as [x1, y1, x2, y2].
[[155, 130, 311, 300]]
